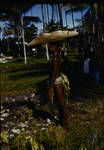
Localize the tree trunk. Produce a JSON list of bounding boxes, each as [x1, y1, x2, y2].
[[51, 4, 54, 23], [41, 4, 45, 31], [56, 4, 59, 24], [57, 1, 63, 27], [21, 16, 27, 64], [43, 4, 48, 25], [71, 7, 75, 29], [81, 8, 84, 30], [65, 12, 67, 26], [46, 4, 49, 24]]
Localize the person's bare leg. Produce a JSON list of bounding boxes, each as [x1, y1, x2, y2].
[[54, 84, 69, 128]]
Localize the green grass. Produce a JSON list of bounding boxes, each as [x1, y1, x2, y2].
[[1, 56, 104, 96], [0, 57, 49, 70], [1, 57, 49, 95], [1, 57, 104, 150]]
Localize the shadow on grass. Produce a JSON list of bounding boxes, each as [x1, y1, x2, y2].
[[9, 70, 49, 80], [2, 100, 59, 124], [1, 63, 49, 72]]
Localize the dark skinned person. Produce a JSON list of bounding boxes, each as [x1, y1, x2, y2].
[[48, 42, 69, 130]]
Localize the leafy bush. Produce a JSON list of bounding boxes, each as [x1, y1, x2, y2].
[[1, 123, 104, 150]]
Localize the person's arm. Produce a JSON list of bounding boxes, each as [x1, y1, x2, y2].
[[48, 56, 59, 103], [49, 56, 59, 87]]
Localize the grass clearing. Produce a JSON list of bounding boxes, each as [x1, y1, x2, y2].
[[1, 57, 49, 96]]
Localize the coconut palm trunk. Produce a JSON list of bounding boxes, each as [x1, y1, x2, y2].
[[57, 1, 63, 27], [97, 2, 103, 43], [71, 7, 75, 29], [41, 4, 45, 31], [51, 4, 54, 23], [43, 4, 48, 26], [21, 15, 27, 64], [56, 4, 59, 24], [46, 4, 49, 24], [80, 8, 84, 30], [65, 12, 68, 26]]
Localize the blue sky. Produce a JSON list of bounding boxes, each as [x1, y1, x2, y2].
[[0, 4, 89, 38], [24, 4, 82, 32], [24, 4, 89, 32]]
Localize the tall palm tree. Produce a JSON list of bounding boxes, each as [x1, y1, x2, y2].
[[46, 4, 49, 24], [51, 4, 55, 24], [57, 1, 63, 27], [0, 26, 2, 39], [97, 2, 104, 43], [65, 8, 75, 29], [71, 7, 75, 28], [41, 4, 45, 31], [64, 3, 88, 29]]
